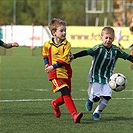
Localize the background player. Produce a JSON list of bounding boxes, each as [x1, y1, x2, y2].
[[42, 18, 83, 123], [116, 22, 124, 49]]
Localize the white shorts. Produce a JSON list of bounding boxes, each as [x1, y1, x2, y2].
[[88, 82, 112, 101]]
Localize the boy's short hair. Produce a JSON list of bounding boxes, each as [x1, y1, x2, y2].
[[101, 26, 115, 37], [48, 18, 67, 32]]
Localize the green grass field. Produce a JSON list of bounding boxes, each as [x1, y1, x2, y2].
[[0, 47, 133, 133]]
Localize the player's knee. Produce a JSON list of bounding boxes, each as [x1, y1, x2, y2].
[[93, 96, 100, 102], [60, 86, 70, 96], [103, 96, 111, 101]]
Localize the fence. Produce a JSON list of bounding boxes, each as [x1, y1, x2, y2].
[[0, 24, 132, 55]]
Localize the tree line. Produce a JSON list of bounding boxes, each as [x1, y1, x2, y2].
[[0, 0, 113, 26]]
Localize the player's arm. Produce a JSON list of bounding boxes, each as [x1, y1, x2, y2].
[[42, 43, 50, 68], [2, 42, 19, 48], [43, 54, 64, 73], [127, 55, 133, 62], [43, 57, 49, 65], [45, 62, 64, 73], [73, 50, 88, 59], [43, 49, 65, 73], [52, 62, 64, 68], [43, 56, 64, 67]]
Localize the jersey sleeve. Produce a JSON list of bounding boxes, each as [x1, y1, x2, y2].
[[86, 44, 100, 56], [42, 41, 49, 59], [0, 40, 4, 46], [117, 48, 130, 60]]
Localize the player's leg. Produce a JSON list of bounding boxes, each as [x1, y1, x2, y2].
[[86, 82, 101, 111], [51, 95, 64, 118], [86, 83, 93, 111], [60, 86, 83, 123], [92, 83, 112, 120], [92, 96, 111, 120], [51, 79, 65, 118], [51, 78, 83, 123]]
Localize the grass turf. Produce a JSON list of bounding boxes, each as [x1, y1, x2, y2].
[[0, 47, 133, 133]]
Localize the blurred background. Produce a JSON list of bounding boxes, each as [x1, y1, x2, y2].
[[0, 0, 133, 26], [0, 0, 133, 50]]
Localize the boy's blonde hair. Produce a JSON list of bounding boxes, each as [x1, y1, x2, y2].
[[101, 26, 115, 37], [48, 18, 67, 33]]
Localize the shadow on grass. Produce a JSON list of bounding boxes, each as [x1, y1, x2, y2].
[[80, 112, 133, 124]]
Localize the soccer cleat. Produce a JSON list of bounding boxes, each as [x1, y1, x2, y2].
[[86, 99, 93, 111], [92, 113, 100, 120], [51, 100, 61, 118], [72, 112, 83, 123]]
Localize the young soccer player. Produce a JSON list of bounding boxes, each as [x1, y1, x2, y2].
[[71, 26, 133, 120], [129, 26, 133, 69], [42, 18, 83, 123], [0, 40, 19, 48]]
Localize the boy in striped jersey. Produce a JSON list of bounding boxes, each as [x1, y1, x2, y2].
[[72, 26, 133, 120]]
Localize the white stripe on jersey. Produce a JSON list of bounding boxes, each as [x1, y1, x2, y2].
[[98, 50, 107, 83], [104, 50, 113, 83]]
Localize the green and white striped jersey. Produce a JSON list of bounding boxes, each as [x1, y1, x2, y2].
[[87, 43, 130, 84]]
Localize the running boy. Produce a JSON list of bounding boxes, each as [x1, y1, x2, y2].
[[42, 18, 83, 123], [71, 26, 133, 120]]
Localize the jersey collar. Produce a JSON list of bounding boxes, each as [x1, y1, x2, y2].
[[49, 38, 67, 47]]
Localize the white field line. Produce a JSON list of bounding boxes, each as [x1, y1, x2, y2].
[[0, 89, 49, 91], [0, 89, 132, 103], [0, 98, 133, 103], [81, 89, 133, 92], [0, 89, 132, 92]]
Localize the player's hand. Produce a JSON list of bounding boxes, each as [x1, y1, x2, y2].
[[45, 64, 48, 69], [45, 65, 54, 73], [70, 53, 74, 62], [12, 42, 19, 47]]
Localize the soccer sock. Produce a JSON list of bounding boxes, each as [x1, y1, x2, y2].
[[88, 97, 94, 102], [54, 95, 64, 106], [63, 95, 77, 115], [93, 98, 108, 114]]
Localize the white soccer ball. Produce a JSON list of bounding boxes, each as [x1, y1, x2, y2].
[[109, 73, 127, 92]]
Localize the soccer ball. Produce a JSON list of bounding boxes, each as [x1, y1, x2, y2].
[[109, 73, 127, 92]]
